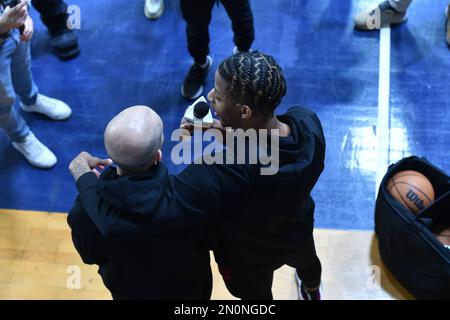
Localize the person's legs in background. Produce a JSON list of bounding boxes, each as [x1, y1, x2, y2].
[[354, 0, 412, 30], [220, 0, 255, 54], [11, 37, 39, 108], [180, 0, 215, 100], [288, 237, 323, 300], [181, 0, 216, 66], [31, 0, 80, 60], [0, 31, 57, 168], [12, 31, 72, 122]]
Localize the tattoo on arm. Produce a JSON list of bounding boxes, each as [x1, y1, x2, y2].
[[70, 157, 91, 182]]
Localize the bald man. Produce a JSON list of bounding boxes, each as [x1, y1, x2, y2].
[[104, 106, 163, 174], [67, 106, 212, 300]]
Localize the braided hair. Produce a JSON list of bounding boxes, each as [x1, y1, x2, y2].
[[218, 51, 287, 116]]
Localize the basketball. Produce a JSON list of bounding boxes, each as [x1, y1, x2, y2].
[[386, 170, 435, 214]]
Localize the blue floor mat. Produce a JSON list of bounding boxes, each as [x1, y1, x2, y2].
[[0, 0, 448, 231]]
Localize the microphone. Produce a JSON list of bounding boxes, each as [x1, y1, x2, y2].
[[1, 0, 25, 35], [183, 96, 214, 128]]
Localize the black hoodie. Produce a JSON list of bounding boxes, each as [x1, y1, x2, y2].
[[173, 106, 326, 276], [69, 106, 325, 296], [68, 164, 213, 299]]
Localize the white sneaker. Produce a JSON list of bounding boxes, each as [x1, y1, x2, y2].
[[354, 1, 407, 30], [20, 94, 72, 121], [12, 132, 57, 169], [144, 0, 164, 20]]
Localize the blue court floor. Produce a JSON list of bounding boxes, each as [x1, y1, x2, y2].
[[0, 0, 448, 230]]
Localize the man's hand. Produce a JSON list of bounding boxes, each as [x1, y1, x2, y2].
[[20, 15, 32, 42], [180, 118, 225, 134], [69, 152, 113, 182], [180, 118, 229, 144], [0, 0, 27, 34]]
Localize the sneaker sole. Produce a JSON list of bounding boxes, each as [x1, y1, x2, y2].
[[55, 47, 80, 60], [181, 84, 204, 101], [20, 103, 72, 121]]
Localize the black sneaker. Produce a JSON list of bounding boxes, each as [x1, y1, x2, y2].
[[50, 29, 80, 60], [181, 56, 212, 100]]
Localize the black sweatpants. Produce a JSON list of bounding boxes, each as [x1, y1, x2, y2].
[[219, 237, 322, 300], [180, 0, 255, 64], [31, 0, 69, 35]]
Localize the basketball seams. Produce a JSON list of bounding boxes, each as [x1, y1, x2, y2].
[[387, 170, 435, 213], [391, 175, 416, 212]]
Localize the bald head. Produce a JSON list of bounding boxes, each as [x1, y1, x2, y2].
[[105, 106, 163, 171]]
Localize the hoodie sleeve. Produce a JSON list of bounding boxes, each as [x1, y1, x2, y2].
[[76, 172, 138, 240], [76, 164, 250, 239], [67, 196, 108, 265]]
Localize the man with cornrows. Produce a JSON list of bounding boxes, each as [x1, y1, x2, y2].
[[200, 51, 326, 300]]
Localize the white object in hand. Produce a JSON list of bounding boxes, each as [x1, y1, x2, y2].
[[183, 96, 214, 128]]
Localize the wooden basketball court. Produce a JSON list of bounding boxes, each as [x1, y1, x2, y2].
[[0, 210, 412, 300]]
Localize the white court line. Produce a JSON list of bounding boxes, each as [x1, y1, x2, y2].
[[375, 26, 391, 197]]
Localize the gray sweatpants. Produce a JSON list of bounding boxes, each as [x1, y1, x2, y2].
[[389, 0, 413, 13]]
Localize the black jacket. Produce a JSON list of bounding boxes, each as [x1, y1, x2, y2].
[[68, 164, 212, 299], [69, 106, 325, 293], [173, 106, 326, 276], [221, 106, 325, 275]]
